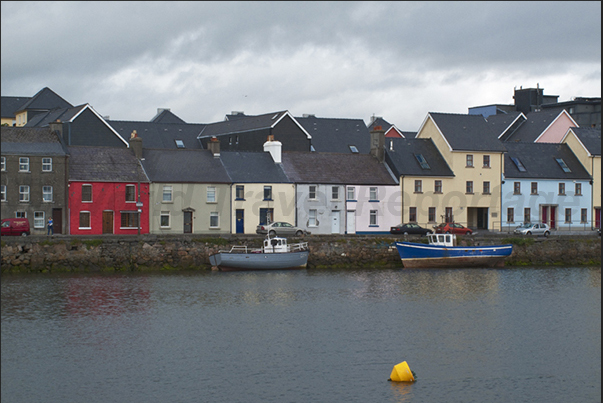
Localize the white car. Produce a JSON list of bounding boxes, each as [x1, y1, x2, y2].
[[514, 223, 551, 236]]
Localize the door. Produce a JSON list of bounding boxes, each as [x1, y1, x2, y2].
[[52, 208, 62, 235], [346, 210, 355, 234], [550, 206, 556, 229], [331, 210, 340, 234], [542, 206, 549, 226], [102, 211, 113, 234], [183, 211, 193, 234], [595, 208, 601, 229], [236, 209, 244, 234], [477, 208, 488, 229]]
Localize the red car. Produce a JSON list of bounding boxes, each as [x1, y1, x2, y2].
[[433, 222, 473, 235]]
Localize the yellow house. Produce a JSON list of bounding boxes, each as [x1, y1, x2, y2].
[[562, 127, 601, 229], [221, 140, 296, 234], [415, 113, 507, 231]]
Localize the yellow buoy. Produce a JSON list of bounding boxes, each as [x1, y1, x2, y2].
[[389, 361, 415, 382]]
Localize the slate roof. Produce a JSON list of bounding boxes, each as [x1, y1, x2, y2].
[[219, 151, 289, 183], [68, 146, 148, 182], [107, 119, 206, 149], [502, 107, 569, 143], [568, 127, 601, 156], [427, 113, 507, 152], [1, 127, 67, 155], [150, 109, 187, 124], [384, 137, 455, 178], [484, 111, 525, 139], [281, 152, 397, 185], [503, 142, 591, 180], [367, 117, 392, 132], [24, 104, 87, 127], [16, 87, 72, 112], [198, 111, 298, 138], [1, 96, 31, 118], [140, 148, 230, 183], [295, 115, 370, 153]]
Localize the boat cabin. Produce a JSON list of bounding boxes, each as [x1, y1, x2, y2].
[[263, 237, 290, 253], [427, 234, 457, 247]]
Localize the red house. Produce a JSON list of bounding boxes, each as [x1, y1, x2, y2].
[[68, 146, 149, 235]]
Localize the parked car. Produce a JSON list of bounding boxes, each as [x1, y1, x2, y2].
[[256, 222, 310, 237], [1, 218, 31, 236], [390, 223, 433, 236], [514, 223, 550, 236], [433, 222, 473, 235]]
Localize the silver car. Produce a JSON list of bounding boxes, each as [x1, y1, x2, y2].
[[514, 223, 551, 236], [256, 222, 310, 237]]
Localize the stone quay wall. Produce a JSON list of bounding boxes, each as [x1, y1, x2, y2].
[[1, 234, 600, 273]]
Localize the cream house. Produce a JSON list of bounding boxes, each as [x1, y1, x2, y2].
[[415, 113, 507, 231], [562, 127, 601, 229]]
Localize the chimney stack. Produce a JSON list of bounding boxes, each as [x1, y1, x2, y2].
[[49, 119, 63, 137], [129, 130, 143, 159], [208, 136, 220, 157], [370, 126, 385, 162], [263, 135, 282, 164]]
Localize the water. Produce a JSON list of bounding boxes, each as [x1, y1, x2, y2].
[[2, 267, 600, 403]]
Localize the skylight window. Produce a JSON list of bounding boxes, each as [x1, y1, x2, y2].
[[511, 157, 527, 172], [556, 158, 571, 173], [349, 145, 359, 153], [175, 140, 185, 148], [415, 154, 430, 169]]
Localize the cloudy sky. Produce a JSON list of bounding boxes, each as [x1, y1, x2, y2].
[[1, 1, 600, 130]]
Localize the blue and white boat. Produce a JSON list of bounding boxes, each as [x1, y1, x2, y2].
[[395, 234, 513, 268], [209, 236, 309, 271]]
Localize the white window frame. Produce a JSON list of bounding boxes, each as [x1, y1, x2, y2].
[[209, 212, 219, 228], [82, 184, 93, 202], [309, 209, 318, 227], [347, 186, 355, 201], [42, 157, 52, 172], [79, 211, 92, 229], [369, 187, 378, 201], [207, 186, 217, 203], [1, 185, 5, 202], [19, 157, 30, 172], [160, 211, 171, 228], [19, 185, 30, 202], [125, 184, 136, 202], [34, 211, 45, 228], [369, 210, 378, 226], [1, 156, 5, 171], [163, 185, 173, 203], [331, 186, 339, 201], [42, 186, 53, 202], [16, 211, 27, 218], [309, 185, 317, 200]]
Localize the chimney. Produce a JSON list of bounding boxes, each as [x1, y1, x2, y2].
[[370, 126, 385, 162], [49, 119, 63, 136], [129, 130, 143, 159], [263, 135, 282, 164], [208, 136, 220, 157]]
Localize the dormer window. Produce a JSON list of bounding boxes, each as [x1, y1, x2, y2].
[[349, 145, 359, 153], [175, 140, 185, 148], [511, 157, 527, 172]]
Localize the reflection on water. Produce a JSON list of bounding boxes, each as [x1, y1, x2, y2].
[[1, 267, 601, 403]]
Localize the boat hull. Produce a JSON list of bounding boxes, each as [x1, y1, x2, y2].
[[395, 242, 513, 268], [209, 251, 309, 271]]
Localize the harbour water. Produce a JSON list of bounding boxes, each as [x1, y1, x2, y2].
[[2, 267, 601, 403]]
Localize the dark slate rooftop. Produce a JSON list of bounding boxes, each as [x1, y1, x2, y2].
[[281, 152, 397, 185], [1, 96, 31, 118], [295, 115, 370, 153], [220, 151, 289, 183], [502, 107, 569, 143], [1, 127, 67, 156], [140, 148, 231, 183], [68, 146, 148, 182], [107, 120, 206, 149], [24, 104, 87, 127], [484, 111, 525, 138], [17, 87, 72, 112], [569, 127, 601, 156], [428, 113, 507, 152], [384, 137, 455, 178], [503, 142, 591, 180], [367, 117, 391, 132], [198, 111, 296, 138], [150, 109, 187, 124]]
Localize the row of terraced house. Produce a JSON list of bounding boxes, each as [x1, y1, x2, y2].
[[1, 86, 601, 236]]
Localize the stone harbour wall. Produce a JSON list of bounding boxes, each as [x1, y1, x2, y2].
[[1, 234, 600, 273]]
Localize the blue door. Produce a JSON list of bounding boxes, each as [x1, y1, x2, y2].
[[236, 209, 244, 233]]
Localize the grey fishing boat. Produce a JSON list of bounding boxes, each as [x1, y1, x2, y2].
[[209, 236, 309, 271]]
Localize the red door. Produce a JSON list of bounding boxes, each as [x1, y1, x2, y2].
[[595, 208, 601, 229], [542, 206, 549, 225], [550, 206, 556, 229]]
